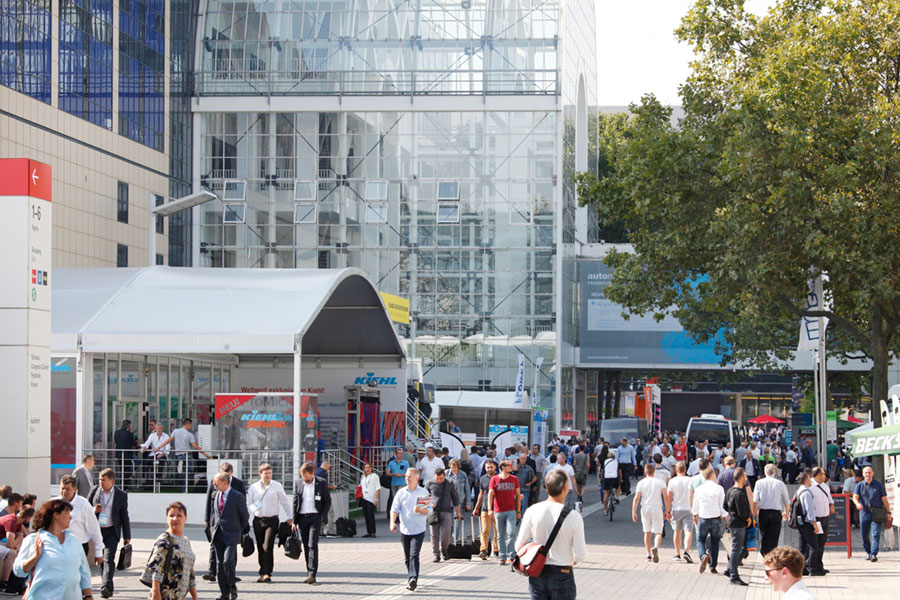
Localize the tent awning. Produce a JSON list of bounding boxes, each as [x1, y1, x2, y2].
[[847, 423, 900, 458], [51, 266, 406, 357]]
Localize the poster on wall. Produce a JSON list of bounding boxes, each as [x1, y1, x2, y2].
[[214, 393, 319, 463], [510, 425, 529, 447], [579, 260, 725, 366]]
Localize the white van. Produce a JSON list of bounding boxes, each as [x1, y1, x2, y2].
[[686, 414, 742, 449]]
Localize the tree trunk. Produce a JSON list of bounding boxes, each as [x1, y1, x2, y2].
[[605, 371, 614, 419], [870, 304, 891, 483], [613, 371, 622, 416]]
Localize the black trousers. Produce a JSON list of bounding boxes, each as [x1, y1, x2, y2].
[[815, 517, 828, 572], [100, 527, 119, 591], [253, 516, 278, 576], [298, 513, 322, 576], [757, 509, 782, 556], [361, 499, 376, 535], [213, 535, 238, 598], [797, 522, 820, 573], [620, 464, 633, 495]]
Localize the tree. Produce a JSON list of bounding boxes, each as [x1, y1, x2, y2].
[[575, 0, 900, 441]]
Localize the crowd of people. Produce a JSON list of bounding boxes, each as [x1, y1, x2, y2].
[[0, 422, 892, 600]]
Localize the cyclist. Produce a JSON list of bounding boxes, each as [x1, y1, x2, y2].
[[601, 452, 622, 517]]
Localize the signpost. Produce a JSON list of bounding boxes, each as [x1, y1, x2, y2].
[[0, 159, 52, 493], [825, 494, 852, 558]]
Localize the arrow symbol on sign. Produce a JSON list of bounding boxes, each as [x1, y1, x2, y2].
[[31, 169, 39, 185]]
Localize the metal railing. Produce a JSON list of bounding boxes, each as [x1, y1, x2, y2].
[[86, 447, 400, 494]]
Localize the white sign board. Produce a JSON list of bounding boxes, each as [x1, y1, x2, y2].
[[0, 159, 52, 493]]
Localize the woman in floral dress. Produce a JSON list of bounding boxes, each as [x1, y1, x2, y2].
[[144, 502, 197, 600]]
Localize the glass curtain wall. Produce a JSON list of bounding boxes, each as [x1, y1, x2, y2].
[[199, 0, 558, 96]]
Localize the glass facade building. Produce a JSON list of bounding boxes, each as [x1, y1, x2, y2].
[[58, 0, 114, 127], [118, 0, 166, 150], [0, 0, 52, 103], [193, 0, 597, 429]]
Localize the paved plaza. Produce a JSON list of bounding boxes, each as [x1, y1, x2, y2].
[[90, 484, 896, 599]]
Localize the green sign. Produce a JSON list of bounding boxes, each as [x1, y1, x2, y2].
[[848, 423, 900, 457]]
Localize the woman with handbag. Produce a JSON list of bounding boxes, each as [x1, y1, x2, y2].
[[852, 466, 892, 562], [359, 463, 380, 538], [142, 502, 197, 600], [12, 499, 91, 600], [514, 469, 586, 600]]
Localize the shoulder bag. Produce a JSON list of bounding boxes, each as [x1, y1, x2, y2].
[[140, 534, 174, 588], [865, 483, 889, 524], [513, 507, 571, 578]]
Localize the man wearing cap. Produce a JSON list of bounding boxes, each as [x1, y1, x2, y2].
[[416, 444, 444, 487]]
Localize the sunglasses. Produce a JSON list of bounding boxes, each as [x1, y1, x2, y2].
[[763, 568, 782, 577]]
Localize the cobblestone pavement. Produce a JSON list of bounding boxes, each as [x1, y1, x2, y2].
[[91, 482, 896, 599]]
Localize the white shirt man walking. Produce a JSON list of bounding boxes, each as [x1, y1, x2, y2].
[[666, 461, 694, 563], [246, 463, 292, 583], [515, 469, 587, 600], [753, 463, 790, 556], [633, 463, 667, 563]]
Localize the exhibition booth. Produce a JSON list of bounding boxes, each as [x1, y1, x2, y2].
[[50, 266, 406, 521]]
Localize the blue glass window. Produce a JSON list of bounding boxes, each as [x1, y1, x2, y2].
[[0, 0, 52, 103], [118, 0, 164, 150], [58, 0, 113, 127]]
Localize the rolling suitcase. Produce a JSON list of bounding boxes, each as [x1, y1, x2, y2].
[[469, 515, 481, 556], [447, 517, 472, 560]]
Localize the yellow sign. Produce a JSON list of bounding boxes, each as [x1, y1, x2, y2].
[[380, 292, 410, 324]]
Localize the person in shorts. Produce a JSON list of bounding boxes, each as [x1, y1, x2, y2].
[[666, 461, 694, 563], [632, 463, 667, 562], [601, 453, 621, 516]]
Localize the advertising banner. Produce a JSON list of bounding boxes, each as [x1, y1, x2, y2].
[[214, 393, 319, 462], [510, 425, 529, 447], [459, 433, 477, 449], [578, 260, 723, 365], [380, 291, 410, 324], [513, 354, 526, 406], [531, 410, 548, 453]]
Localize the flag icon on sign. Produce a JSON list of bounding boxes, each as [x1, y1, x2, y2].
[[43, 271, 48, 286], [32, 270, 36, 284], [37, 271, 42, 285]]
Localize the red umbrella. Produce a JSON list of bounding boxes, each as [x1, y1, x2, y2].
[[845, 415, 864, 424], [748, 414, 785, 424]]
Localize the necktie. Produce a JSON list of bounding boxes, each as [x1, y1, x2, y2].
[[218, 492, 224, 514]]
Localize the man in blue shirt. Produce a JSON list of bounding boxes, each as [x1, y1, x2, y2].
[[386, 447, 410, 516], [853, 466, 892, 561], [617, 438, 637, 496]]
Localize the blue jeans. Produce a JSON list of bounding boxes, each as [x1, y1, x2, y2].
[[696, 518, 723, 568], [528, 565, 576, 600], [401, 532, 425, 581], [521, 489, 531, 508], [860, 511, 882, 557], [495, 510, 518, 560]]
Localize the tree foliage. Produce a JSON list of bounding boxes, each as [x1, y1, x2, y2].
[[576, 0, 900, 412]]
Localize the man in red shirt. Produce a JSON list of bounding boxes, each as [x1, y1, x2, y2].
[[674, 435, 688, 462], [487, 460, 522, 565], [0, 505, 33, 591]]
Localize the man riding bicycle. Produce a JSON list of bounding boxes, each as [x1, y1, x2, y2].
[[601, 454, 622, 516]]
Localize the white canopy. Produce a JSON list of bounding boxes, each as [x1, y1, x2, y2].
[[52, 266, 405, 356]]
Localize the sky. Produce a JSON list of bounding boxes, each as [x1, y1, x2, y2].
[[595, 1, 776, 107]]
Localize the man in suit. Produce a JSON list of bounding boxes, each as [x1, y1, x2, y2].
[[73, 455, 95, 497], [88, 468, 131, 598], [292, 462, 331, 585], [113, 420, 138, 489], [209, 472, 249, 600], [204, 462, 245, 582]]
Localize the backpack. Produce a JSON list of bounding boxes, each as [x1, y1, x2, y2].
[[336, 517, 357, 537], [788, 489, 809, 529]]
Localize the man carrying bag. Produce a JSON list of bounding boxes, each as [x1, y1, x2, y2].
[[513, 469, 587, 600]]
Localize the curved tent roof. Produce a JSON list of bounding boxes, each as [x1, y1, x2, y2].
[[52, 267, 405, 356]]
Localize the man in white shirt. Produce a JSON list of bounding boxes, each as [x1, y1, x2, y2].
[[390, 468, 433, 591], [692, 467, 727, 574], [666, 461, 694, 563], [783, 445, 799, 484], [687, 455, 705, 477], [515, 469, 587, 599], [56, 475, 104, 564], [753, 463, 791, 556], [660, 446, 676, 472], [652, 455, 671, 485], [763, 546, 817, 599], [416, 444, 444, 486], [807, 467, 833, 575], [246, 463, 292, 583], [632, 463, 667, 563], [549, 454, 577, 509], [158, 418, 211, 486]]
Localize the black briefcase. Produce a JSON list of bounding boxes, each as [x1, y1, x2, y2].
[[241, 533, 255, 557], [447, 517, 472, 560], [116, 543, 132, 570], [284, 531, 302, 560]]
